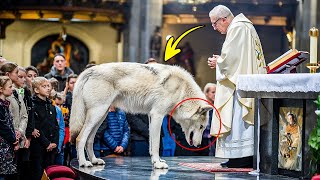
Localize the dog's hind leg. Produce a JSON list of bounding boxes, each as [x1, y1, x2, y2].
[[86, 114, 107, 165], [78, 106, 109, 167], [149, 112, 168, 169]]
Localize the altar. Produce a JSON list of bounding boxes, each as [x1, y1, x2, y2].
[[237, 73, 320, 178]]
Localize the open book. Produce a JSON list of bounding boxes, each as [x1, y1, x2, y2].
[[266, 49, 309, 74]]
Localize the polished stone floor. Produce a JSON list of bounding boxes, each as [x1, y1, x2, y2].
[[70, 156, 298, 180]]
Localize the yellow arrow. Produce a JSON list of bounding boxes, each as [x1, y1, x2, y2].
[[164, 25, 204, 61]]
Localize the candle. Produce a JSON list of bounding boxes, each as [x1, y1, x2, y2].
[[309, 27, 319, 64]]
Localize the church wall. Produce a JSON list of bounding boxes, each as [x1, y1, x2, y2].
[[1, 20, 119, 67]]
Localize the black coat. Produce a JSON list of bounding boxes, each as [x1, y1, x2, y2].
[[126, 114, 149, 141], [65, 91, 73, 111], [30, 96, 59, 150], [23, 87, 34, 138]]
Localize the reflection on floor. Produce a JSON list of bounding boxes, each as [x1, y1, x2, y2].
[[70, 156, 298, 180]]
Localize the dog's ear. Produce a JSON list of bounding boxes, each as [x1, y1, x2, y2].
[[197, 105, 213, 115]]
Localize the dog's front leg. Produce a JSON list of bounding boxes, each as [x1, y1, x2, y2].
[[149, 114, 168, 169]]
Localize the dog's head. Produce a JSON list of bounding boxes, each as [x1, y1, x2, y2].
[[175, 104, 212, 147]]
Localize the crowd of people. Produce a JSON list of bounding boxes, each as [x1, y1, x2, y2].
[[0, 54, 216, 180], [0, 54, 80, 180]]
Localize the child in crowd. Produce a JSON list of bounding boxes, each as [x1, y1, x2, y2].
[[30, 77, 59, 180], [10, 66, 31, 180], [53, 92, 71, 166], [24, 66, 38, 140], [93, 105, 130, 157], [126, 113, 150, 156], [63, 74, 78, 110], [0, 76, 18, 180], [203, 83, 216, 156], [16, 66, 35, 179], [1, 62, 30, 179], [25, 66, 38, 92], [48, 78, 65, 165], [11, 67, 29, 149], [63, 74, 78, 160]]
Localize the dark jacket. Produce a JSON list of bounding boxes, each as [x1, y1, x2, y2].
[[126, 114, 149, 141], [31, 96, 59, 150], [23, 87, 34, 138], [44, 66, 74, 91], [0, 99, 16, 145], [94, 110, 130, 152], [65, 91, 73, 111]]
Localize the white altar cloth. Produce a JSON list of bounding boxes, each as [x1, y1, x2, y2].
[[237, 73, 320, 93]]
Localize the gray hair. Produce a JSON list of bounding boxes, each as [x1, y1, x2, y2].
[[203, 83, 216, 93], [55, 92, 66, 102], [209, 5, 234, 19]]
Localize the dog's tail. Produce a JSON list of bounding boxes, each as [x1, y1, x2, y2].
[[69, 69, 91, 144]]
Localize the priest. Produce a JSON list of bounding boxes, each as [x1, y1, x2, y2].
[[207, 5, 267, 168]]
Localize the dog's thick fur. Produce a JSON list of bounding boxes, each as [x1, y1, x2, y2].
[[69, 62, 212, 168]]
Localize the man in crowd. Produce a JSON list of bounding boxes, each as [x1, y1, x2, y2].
[[45, 54, 74, 91]]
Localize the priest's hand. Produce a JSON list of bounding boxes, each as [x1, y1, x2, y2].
[[208, 55, 219, 69]]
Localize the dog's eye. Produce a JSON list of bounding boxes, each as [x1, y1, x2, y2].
[[200, 125, 204, 129]]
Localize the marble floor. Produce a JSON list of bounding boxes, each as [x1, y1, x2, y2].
[[70, 156, 298, 180]]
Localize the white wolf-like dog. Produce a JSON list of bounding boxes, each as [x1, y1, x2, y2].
[[70, 62, 212, 169]]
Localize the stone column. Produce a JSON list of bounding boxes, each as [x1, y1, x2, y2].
[[123, 0, 162, 63], [143, 0, 163, 62], [126, 0, 141, 62]]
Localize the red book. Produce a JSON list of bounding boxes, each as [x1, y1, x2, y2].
[[267, 49, 309, 74]]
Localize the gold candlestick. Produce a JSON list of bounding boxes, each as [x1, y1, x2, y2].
[[307, 63, 319, 73]]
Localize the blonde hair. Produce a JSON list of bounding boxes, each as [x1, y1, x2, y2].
[[18, 66, 26, 73], [209, 5, 234, 19], [203, 83, 216, 93], [32, 77, 48, 92], [0, 76, 11, 89]]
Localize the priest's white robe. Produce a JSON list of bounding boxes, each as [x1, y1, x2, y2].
[[210, 13, 267, 158]]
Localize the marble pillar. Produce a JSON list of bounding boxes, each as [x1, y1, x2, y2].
[[123, 0, 163, 63]]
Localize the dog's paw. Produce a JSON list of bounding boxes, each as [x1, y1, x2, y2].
[[153, 161, 169, 169], [151, 168, 169, 176], [92, 158, 105, 165], [79, 160, 93, 167], [159, 158, 166, 163]]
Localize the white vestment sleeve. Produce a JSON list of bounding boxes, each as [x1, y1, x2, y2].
[[216, 63, 226, 81]]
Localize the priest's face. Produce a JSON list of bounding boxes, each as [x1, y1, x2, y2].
[[210, 16, 228, 34]]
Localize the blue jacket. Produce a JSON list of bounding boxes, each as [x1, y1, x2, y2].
[[162, 116, 176, 156], [55, 106, 65, 152], [94, 109, 130, 152]]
